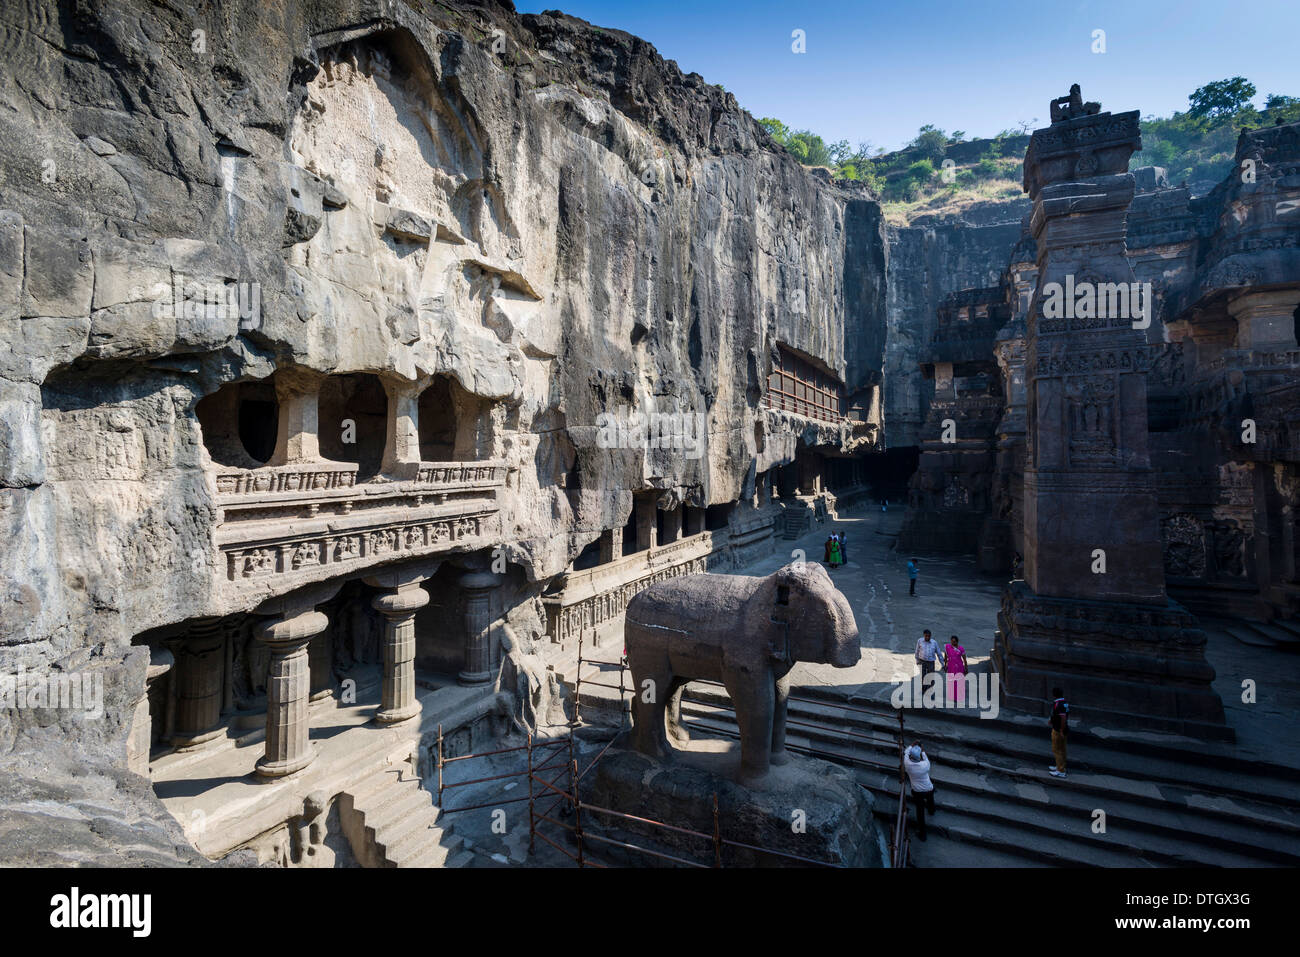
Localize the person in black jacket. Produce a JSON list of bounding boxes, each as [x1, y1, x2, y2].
[[1049, 687, 1069, 779]]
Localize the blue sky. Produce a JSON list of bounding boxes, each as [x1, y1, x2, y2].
[[514, 0, 1300, 151]]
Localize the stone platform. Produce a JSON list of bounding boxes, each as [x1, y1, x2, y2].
[[995, 581, 1231, 740], [578, 736, 885, 867], [150, 668, 505, 859]]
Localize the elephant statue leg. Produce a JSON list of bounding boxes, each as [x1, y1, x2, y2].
[[770, 672, 792, 766], [723, 669, 774, 782], [629, 659, 674, 760], [665, 677, 691, 747]]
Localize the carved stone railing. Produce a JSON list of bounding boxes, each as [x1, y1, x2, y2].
[[543, 528, 734, 645], [213, 462, 359, 496], [210, 459, 510, 606], [213, 460, 508, 501], [541, 508, 779, 644]]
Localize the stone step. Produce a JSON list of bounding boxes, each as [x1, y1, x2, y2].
[[374, 797, 447, 856], [578, 674, 1300, 811], [691, 682, 1300, 802], [688, 699, 1300, 836], [1214, 621, 1290, 649], [1274, 618, 1300, 639], [876, 805, 1160, 868], [367, 788, 437, 843], [342, 767, 456, 868], [1241, 620, 1300, 648], [864, 784, 1265, 868], [902, 825, 1051, 868], [346, 770, 419, 821], [384, 816, 449, 866], [683, 708, 1300, 867], [403, 833, 465, 869], [571, 666, 1300, 797], [852, 758, 1300, 867]]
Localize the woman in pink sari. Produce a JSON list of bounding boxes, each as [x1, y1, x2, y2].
[[943, 635, 969, 706]]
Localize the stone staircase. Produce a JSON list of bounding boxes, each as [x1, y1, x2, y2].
[[666, 685, 1300, 868], [339, 766, 465, 868], [1205, 616, 1300, 651]]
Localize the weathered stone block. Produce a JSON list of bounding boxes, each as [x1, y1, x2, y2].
[[580, 742, 885, 867], [22, 225, 92, 318]]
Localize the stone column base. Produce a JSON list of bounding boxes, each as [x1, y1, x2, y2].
[[255, 747, 319, 778], [993, 581, 1232, 740]]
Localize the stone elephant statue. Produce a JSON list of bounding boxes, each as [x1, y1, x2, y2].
[[623, 562, 860, 781]]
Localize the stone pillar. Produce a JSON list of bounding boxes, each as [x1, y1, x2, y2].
[[381, 377, 422, 479], [370, 584, 429, 723], [1229, 290, 1300, 352], [459, 571, 501, 686], [599, 527, 623, 563], [268, 369, 323, 465], [993, 89, 1226, 739], [166, 619, 226, 748], [254, 609, 328, 777], [127, 647, 174, 775], [635, 496, 658, 552], [308, 629, 334, 702], [661, 504, 682, 545]]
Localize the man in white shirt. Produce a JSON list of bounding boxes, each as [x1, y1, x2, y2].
[[915, 629, 941, 678], [902, 742, 938, 840]]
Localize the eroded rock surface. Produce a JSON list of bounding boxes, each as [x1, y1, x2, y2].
[[0, 0, 886, 863]]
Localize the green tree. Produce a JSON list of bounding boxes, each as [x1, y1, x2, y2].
[[909, 124, 948, 164], [759, 117, 790, 145], [1265, 94, 1300, 124], [905, 159, 935, 182], [1188, 77, 1256, 121]]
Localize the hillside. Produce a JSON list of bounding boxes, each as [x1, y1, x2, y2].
[[761, 79, 1300, 227]]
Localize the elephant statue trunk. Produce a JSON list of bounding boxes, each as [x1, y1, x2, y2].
[[623, 561, 860, 782]]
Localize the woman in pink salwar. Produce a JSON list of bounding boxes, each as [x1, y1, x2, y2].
[[943, 635, 969, 706]]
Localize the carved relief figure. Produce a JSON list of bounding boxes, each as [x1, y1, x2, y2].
[[1066, 375, 1117, 465]]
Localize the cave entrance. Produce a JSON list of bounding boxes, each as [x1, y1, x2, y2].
[[196, 379, 279, 468], [863, 446, 921, 505], [418, 374, 494, 462], [318, 373, 388, 481]]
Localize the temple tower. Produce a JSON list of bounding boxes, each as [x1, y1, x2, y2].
[[993, 87, 1229, 738]]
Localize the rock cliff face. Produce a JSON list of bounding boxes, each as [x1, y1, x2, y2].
[[883, 217, 1022, 447], [0, 0, 887, 837]]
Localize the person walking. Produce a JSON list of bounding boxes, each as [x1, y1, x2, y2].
[[823, 534, 834, 566], [915, 629, 940, 679], [902, 742, 938, 841], [828, 534, 842, 568], [839, 531, 848, 565], [943, 635, 969, 706], [1049, 687, 1069, 778], [907, 558, 919, 596]]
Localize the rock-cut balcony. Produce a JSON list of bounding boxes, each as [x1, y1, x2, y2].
[[198, 370, 510, 608]]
